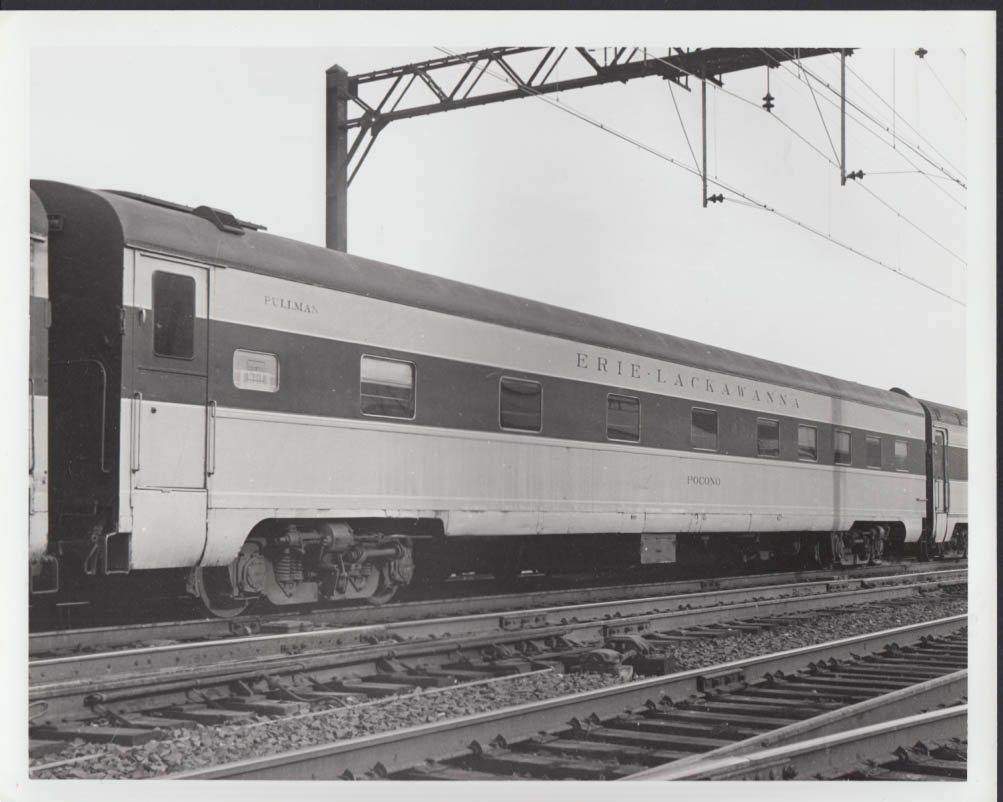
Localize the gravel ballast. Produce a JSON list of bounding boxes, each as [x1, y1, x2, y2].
[[30, 592, 967, 779]]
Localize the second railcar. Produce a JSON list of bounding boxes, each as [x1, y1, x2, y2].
[[29, 190, 56, 594]]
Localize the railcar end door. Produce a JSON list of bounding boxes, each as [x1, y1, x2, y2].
[[128, 253, 209, 569]]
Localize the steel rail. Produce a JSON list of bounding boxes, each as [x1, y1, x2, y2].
[[171, 615, 966, 780], [30, 561, 962, 656], [31, 572, 963, 692], [635, 706, 968, 781], [622, 669, 968, 780]]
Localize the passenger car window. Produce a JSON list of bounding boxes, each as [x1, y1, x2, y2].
[[690, 408, 718, 451], [756, 418, 780, 457], [834, 430, 851, 465], [153, 271, 195, 359], [233, 350, 279, 392], [894, 440, 908, 471], [866, 435, 882, 468], [360, 356, 415, 419], [797, 425, 817, 461], [500, 377, 542, 432], [607, 394, 640, 442]]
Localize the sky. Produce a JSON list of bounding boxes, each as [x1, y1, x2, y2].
[[21, 37, 974, 408], [0, 10, 996, 801]]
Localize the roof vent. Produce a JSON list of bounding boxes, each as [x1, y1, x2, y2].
[[192, 205, 245, 235], [104, 190, 267, 232]]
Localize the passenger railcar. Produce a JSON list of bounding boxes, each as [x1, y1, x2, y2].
[[30, 180, 968, 614]]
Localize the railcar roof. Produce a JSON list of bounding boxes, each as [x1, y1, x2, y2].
[[29, 190, 47, 237], [917, 398, 968, 427], [39, 181, 923, 415]]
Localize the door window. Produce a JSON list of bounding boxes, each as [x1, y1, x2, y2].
[[152, 271, 196, 359]]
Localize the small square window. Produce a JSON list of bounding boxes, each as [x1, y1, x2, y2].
[[894, 440, 908, 471], [233, 350, 279, 392], [607, 394, 640, 442], [797, 425, 818, 461], [361, 355, 415, 419], [756, 418, 780, 457], [866, 435, 882, 469], [500, 377, 542, 432], [691, 408, 718, 451], [834, 430, 851, 465]]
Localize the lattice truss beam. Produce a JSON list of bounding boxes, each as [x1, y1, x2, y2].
[[340, 47, 841, 182]]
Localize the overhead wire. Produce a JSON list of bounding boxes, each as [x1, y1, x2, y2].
[[796, 58, 841, 164], [650, 51, 967, 266], [775, 49, 966, 188], [922, 57, 967, 120], [791, 49, 965, 182], [836, 53, 966, 180], [432, 47, 965, 307], [667, 79, 701, 174], [769, 54, 966, 210]]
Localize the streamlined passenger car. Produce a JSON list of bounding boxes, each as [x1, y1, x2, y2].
[[30, 180, 968, 615]]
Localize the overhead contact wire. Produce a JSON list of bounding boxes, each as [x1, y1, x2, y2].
[[774, 50, 966, 188], [839, 55, 966, 180], [434, 47, 965, 308], [649, 52, 966, 267], [770, 55, 966, 210]]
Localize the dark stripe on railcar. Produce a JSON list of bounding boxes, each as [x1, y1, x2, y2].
[[126, 315, 929, 476], [83, 183, 922, 417]]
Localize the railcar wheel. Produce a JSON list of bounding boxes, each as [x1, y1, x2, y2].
[[366, 579, 399, 606], [365, 562, 402, 606], [192, 566, 249, 619]]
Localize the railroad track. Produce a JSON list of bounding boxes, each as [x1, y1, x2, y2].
[[171, 616, 967, 781], [626, 708, 967, 781], [28, 570, 964, 766], [30, 562, 964, 656]]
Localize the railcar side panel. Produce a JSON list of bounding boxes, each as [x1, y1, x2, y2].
[[198, 405, 926, 566], [186, 266, 929, 570]]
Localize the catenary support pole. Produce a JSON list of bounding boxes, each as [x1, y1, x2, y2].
[[701, 76, 708, 207], [840, 50, 846, 186], [326, 64, 349, 251]]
